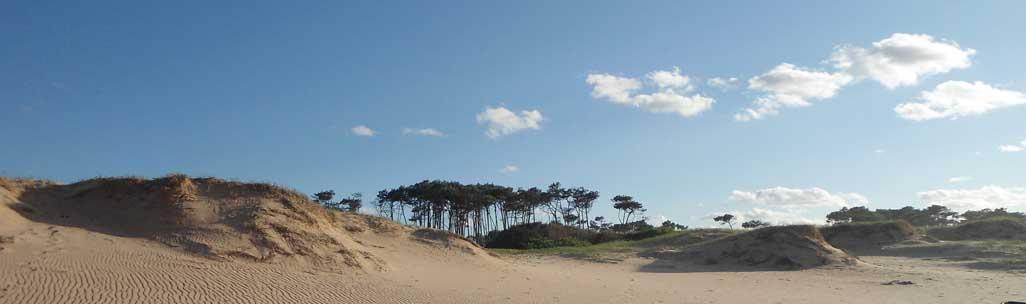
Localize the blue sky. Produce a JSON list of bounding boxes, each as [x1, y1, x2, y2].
[[3, 1, 1026, 226]]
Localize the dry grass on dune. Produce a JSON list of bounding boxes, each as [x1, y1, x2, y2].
[[1, 175, 493, 272], [648, 225, 858, 269], [820, 220, 919, 252], [928, 217, 1026, 241]]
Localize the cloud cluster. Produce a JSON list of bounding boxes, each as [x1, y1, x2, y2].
[[706, 208, 819, 227], [729, 186, 867, 209], [947, 176, 972, 184], [402, 128, 445, 137], [739, 33, 977, 121], [916, 185, 1026, 211], [350, 125, 376, 137], [587, 67, 715, 118], [999, 139, 1026, 152], [475, 106, 544, 139], [737, 64, 852, 121], [713, 186, 869, 227], [830, 33, 975, 89], [707, 77, 739, 90], [895, 81, 1026, 121]]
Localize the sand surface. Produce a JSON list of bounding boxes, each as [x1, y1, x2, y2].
[[4, 222, 1026, 303], [3, 177, 1025, 303]]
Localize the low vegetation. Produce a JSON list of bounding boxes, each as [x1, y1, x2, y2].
[[927, 217, 1026, 241], [820, 220, 917, 251], [490, 228, 733, 260], [825, 205, 1025, 226], [484, 220, 686, 249]]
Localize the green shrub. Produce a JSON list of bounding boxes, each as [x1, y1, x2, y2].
[[588, 230, 624, 244], [486, 222, 590, 249]]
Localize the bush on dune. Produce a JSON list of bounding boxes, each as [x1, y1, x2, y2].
[[928, 217, 1026, 241], [819, 220, 917, 251], [484, 221, 680, 249], [485, 222, 581, 249]]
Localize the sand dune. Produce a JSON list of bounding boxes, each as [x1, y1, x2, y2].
[[3, 176, 1026, 304]]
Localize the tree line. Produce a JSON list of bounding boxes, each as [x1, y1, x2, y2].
[[825, 205, 1026, 226], [364, 180, 648, 239]]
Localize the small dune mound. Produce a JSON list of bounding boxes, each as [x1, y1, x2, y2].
[[0, 175, 494, 271], [928, 217, 1026, 241], [654, 225, 857, 269], [820, 221, 917, 252]]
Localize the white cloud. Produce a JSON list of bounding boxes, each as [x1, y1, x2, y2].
[[632, 91, 715, 117], [740, 208, 820, 225], [402, 128, 444, 137], [585, 74, 641, 104], [587, 68, 715, 118], [831, 33, 975, 89], [729, 186, 867, 209], [874, 149, 886, 154], [350, 125, 375, 137], [707, 77, 739, 90], [947, 176, 972, 183], [1000, 145, 1024, 152], [707, 208, 819, 226], [1002, 138, 1026, 152], [916, 186, 1026, 211], [895, 81, 1026, 121], [499, 165, 519, 174], [646, 67, 691, 90], [737, 64, 852, 121], [646, 214, 670, 226], [737, 33, 976, 121], [475, 106, 543, 139]]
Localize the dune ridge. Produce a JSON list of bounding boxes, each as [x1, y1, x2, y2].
[[0, 175, 495, 271]]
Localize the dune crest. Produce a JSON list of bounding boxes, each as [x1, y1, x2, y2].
[[651, 225, 859, 269], [0, 175, 495, 271]]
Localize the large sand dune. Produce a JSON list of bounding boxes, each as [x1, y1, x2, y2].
[[2, 176, 1025, 303]]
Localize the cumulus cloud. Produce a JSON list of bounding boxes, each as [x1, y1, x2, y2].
[[585, 74, 641, 104], [947, 176, 972, 183], [499, 165, 519, 174], [738, 33, 976, 121], [707, 208, 819, 226], [475, 106, 543, 139], [916, 186, 1026, 211], [1000, 141, 1025, 152], [647, 67, 691, 89], [707, 77, 740, 90], [894, 81, 1026, 121], [739, 208, 820, 225], [350, 125, 375, 137], [736, 64, 852, 121], [729, 186, 867, 209], [632, 91, 715, 117], [402, 128, 444, 137], [646, 214, 670, 226], [831, 33, 975, 89], [587, 67, 715, 118]]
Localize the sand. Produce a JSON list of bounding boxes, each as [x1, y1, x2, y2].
[[3, 177, 1026, 303]]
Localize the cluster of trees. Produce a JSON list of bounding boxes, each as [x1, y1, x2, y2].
[[711, 214, 769, 230], [370, 180, 648, 239], [825, 205, 1025, 225], [826, 205, 957, 226], [311, 190, 363, 212]]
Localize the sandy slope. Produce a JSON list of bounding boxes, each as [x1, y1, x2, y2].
[[3, 177, 1026, 304]]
